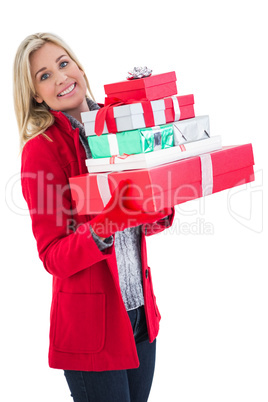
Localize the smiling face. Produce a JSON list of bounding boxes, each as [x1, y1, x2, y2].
[[30, 42, 88, 119]]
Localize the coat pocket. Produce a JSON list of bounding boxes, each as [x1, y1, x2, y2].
[[53, 292, 105, 354]]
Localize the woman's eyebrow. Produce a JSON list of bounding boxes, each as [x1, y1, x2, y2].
[[56, 54, 67, 63], [35, 67, 47, 78], [35, 54, 68, 78]]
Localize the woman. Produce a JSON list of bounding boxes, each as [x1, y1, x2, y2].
[[13, 32, 174, 401]]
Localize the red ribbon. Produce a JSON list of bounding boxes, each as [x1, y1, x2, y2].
[[94, 97, 155, 136], [141, 101, 155, 128], [109, 153, 130, 164], [95, 98, 123, 136]]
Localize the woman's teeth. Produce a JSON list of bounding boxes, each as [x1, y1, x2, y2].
[[58, 83, 75, 97]]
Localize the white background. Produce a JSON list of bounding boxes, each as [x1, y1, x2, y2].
[[1, 0, 267, 401]]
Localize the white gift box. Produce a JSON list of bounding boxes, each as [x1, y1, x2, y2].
[[85, 136, 222, 173], [113, 100, 166, 132], [82, 100, 166, 136], [173, 115, 210, 145], [81, 94, 195, 136]]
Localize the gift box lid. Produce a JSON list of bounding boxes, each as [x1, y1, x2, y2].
[[113, 99, 165, 118], [81, 101, 163, 123], [104, 71, 176, 94]]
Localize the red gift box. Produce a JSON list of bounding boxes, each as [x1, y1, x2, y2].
[[164, 95, 195, 123], [69, 144, 254, 214], [104, 71, 177, 102]]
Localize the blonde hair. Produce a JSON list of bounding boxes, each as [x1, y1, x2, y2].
[[13, 32, 95, 149]]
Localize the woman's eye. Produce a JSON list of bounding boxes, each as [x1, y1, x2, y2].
[[60, 61, 68, 68], [41, 73, 50, 81]]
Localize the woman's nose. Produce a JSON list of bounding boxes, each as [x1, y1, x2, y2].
[[55, 71, 68, 86]]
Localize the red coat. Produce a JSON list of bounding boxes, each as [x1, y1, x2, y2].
[[21, 110, 174, 371]]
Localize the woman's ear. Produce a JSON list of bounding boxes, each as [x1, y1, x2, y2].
[[34, 93, 44, 104]]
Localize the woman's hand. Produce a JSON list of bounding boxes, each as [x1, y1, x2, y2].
[[91, 180, 170, 238]]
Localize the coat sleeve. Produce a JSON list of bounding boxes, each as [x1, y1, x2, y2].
[[21, 137, 114, 279]]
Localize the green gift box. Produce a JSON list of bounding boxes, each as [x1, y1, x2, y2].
[[87, 124, 174, 159]]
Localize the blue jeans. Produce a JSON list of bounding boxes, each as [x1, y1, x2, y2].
[[64, 306, 156, 402]]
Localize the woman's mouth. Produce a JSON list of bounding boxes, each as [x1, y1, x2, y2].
[[58, 83, 76, 97]]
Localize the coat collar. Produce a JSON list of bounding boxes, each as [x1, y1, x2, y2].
[[49, 110, 75, 137]]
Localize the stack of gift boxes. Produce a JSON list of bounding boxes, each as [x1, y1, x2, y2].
[[69, 70, 255, 214], [81, 71, 222, 172]]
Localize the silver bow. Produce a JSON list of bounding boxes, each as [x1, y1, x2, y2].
[[127, 66, 152, 80]]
